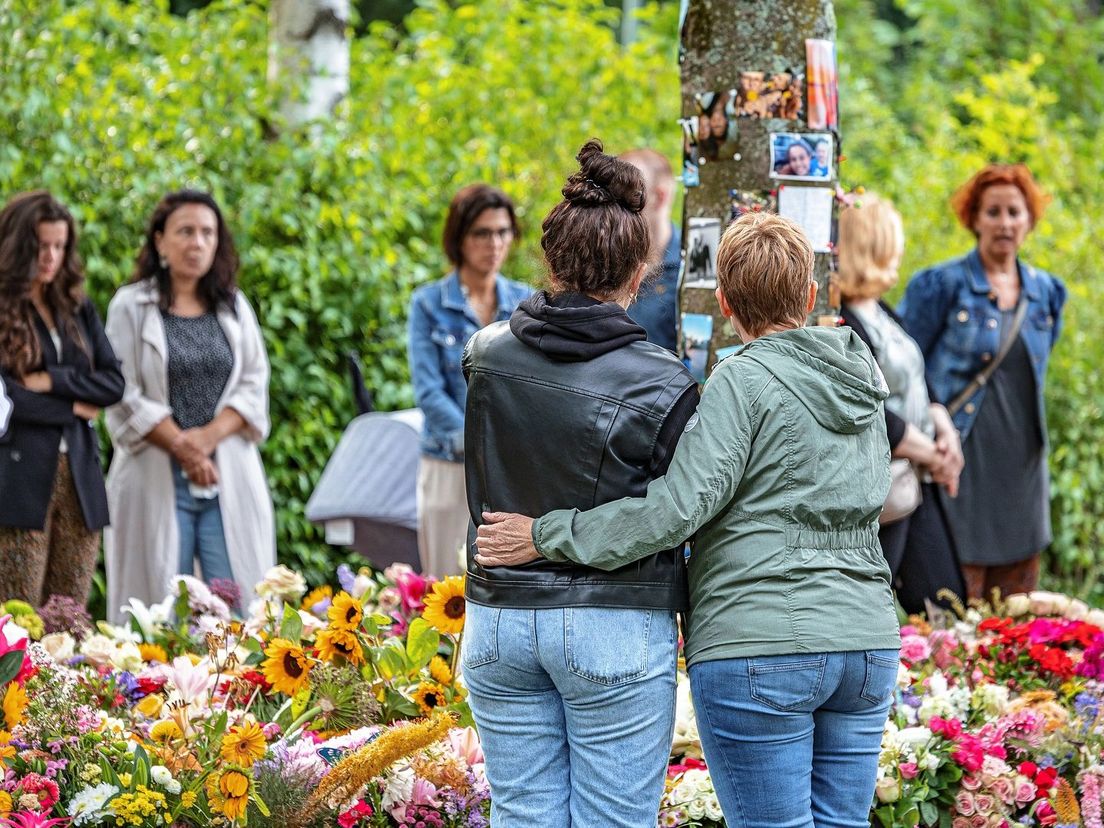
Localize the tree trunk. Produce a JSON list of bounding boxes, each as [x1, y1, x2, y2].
[[678, 0, 839, 378], [268, 0, 351, 126]]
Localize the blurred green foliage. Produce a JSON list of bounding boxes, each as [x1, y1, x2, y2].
[[0, 0, 1099, 603]]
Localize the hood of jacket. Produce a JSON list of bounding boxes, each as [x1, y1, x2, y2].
[[738, 326, 887, 434], [510, 290, 646, 362]]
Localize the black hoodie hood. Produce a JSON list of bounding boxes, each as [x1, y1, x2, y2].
[[509, 290, 647, 362]]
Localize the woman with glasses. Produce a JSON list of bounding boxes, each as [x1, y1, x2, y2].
[[407, 184, 530, 577]]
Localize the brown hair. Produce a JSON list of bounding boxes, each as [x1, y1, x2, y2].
[[132, 190, 239, 314], [541, 138, 649, 298], [951, 164, 1049, 232], [837, 194, 904, 301], [441, 184, 519, 268], [0, 191, 86, 376], [716, 213, 814, 336]]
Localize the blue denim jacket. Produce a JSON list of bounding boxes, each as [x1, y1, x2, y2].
[[898, 248, 1067, 441], [408, 272, 531, 461], [627, 224, 682, 353]]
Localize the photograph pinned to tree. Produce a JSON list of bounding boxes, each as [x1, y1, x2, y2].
[[685, 217, 721, 287], [729, 189, 777, 222], [692, 90, 737, 161], [680, 313, 714, 384], [805, 39, 839, 130], [734, 71, 803, 120], [679, 117, 700, 186], [778, 185, 834, 252], [770, 132, 833, 180]]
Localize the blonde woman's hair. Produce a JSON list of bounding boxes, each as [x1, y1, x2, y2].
[[716, 213, 814, 336], [836, 194, 904, 301]]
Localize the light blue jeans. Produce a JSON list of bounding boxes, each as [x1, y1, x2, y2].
[[172, 463, 234, 586], [462, 602, 678, 828], [689, 650, 898, 828]]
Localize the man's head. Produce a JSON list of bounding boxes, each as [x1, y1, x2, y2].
[[619, 148, 675, 256]]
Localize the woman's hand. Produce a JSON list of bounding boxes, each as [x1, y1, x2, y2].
[[73, 401, 100, 420], [19, 372, 52, 393], [172, 427, 218, 469], [475, 512, 540, 567], [184, 456, 220, 488], [929, 404, 964, 497]]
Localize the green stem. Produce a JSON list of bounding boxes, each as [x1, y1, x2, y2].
[[285, 704, 324, 738]]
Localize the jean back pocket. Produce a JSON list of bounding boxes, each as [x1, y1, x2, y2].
[[461, 603, 501, 669], [748, 653, 828, 712]]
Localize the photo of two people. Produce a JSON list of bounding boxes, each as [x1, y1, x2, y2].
[[769, 132, 834, 180]]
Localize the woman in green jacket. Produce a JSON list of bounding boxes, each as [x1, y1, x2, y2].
[[475, 213, 900, 828]]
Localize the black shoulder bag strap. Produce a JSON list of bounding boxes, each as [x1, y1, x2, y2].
[[945, 297, 1029, 417]]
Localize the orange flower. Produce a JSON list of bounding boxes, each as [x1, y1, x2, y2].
[[206, 767, 252, 820], [220, 721, 267, 766]]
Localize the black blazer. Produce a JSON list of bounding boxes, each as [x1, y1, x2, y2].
[[0, 298, 125, 530]]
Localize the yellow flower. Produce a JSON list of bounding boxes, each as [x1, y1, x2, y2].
[[2, 682, 28, 730], [206, 767, 252, 820], [118, 772, 132, 788], [262, 638, 312, 696], [220, 721, 267, 766], [301, 585, 333, 614], [0, 789, 10, 815], [422, 576, 466, 635], [135, 694, 164, 718], [412, 681, 447, 716], [0, 730, 14, 765], [180, 790, 197, 808], [138, 643, 168, 663], [149, 719, 184, 743], [316, 627, 365, 665], [429, 656, 453, 686], [327, 592, 364, 630]]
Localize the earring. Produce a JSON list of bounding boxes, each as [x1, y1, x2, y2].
[[158, 253, 168, 270]]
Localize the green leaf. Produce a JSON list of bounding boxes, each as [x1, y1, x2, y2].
[[919, 800, 938, 826], [406, 617, 440, 670], [0, 650, 25, 686], [280, 602, 303, 643], [132, 743, 151, 790]]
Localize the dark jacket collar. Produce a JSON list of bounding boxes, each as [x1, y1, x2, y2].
[[510, 290, 647, 362]]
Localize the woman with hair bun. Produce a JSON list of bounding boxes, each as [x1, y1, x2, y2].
[[461, 139, 699, 826], [0, 190, 124, 606], [899, 164, 1066, 600]]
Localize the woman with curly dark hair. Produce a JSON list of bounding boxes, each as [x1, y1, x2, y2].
[[0, 190, 124, 606], [103, 190, 273, 621]]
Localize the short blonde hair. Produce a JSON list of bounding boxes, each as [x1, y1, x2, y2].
[[836, 194, 903, 300], [716, 213, 814, 336]]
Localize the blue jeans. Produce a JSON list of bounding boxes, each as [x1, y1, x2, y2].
[[462, 603, 678, 828], [689, 650, 898, 828], [172, 464, 233, 586]]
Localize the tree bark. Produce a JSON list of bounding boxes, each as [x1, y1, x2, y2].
[[269, 0, 351, 126], [678, 0, 838, 376]]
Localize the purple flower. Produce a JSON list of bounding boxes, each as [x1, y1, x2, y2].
[[38, 594, 93, 637], [208, 578, 241, 610], [337, 564, 356, 594]]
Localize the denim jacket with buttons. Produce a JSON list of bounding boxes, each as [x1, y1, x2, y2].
[[407, 271, 530, 461], [897, 248, 1067, 442]]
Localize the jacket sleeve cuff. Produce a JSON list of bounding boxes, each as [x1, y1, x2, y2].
[[533, 513, 570, 562]]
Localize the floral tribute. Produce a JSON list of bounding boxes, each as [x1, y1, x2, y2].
[[0, 564, 485, 827], [9, 566, 1104, 827]]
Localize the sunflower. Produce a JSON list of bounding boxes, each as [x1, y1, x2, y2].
[[0, 730, 14, 765], [149, 719, 184, 744], [2, 682, 27, 730], [220, 721, 267, 766], [138, 643, 168, 663], [412, 681, 447, 716], [205, 766, 252, 820], [302, 585, 334, 615], [429, 655, 453, 686], [422, 576, 466, 635], [316, 627, 365, 665], [261, 638, 313, 696], [327, 592, 364, 631]]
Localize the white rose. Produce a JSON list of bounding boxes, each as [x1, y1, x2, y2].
[[1003, 593, 1031, 617], [111, 642, 144, 673], [875, 777, 901, 803], [1066, 598, 1090, 620], [41, 632, 75, 661], [255, 565, 307, 602], [1088, 609, 1104, 628], [1028, 590, 1068, 616], [687, 798, 707, 820], [351, 573, 374, 600], [81, 634, 117, 667], [705, 796, 724, 822]]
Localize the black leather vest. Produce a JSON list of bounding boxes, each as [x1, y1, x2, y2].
[[462, 321, 695, 610]]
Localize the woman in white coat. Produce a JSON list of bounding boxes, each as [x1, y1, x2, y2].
[[104, 190, 274, 623]]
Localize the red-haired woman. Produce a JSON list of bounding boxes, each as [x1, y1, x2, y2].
[[0, 191, 124, 606], [899, 164, 1067, 599]]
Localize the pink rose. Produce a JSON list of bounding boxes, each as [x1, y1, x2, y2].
[[955, 791, 976, 816], [961, 775, 982, 791], [973, 794, 995, 815], [900, 635, 932, 663], [1014, 779, 1036, 803], [970, 815, 988, 828], [900, 762, 919, 779], [988, 776, 1013, 804], [953, 819, 971, 828]]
